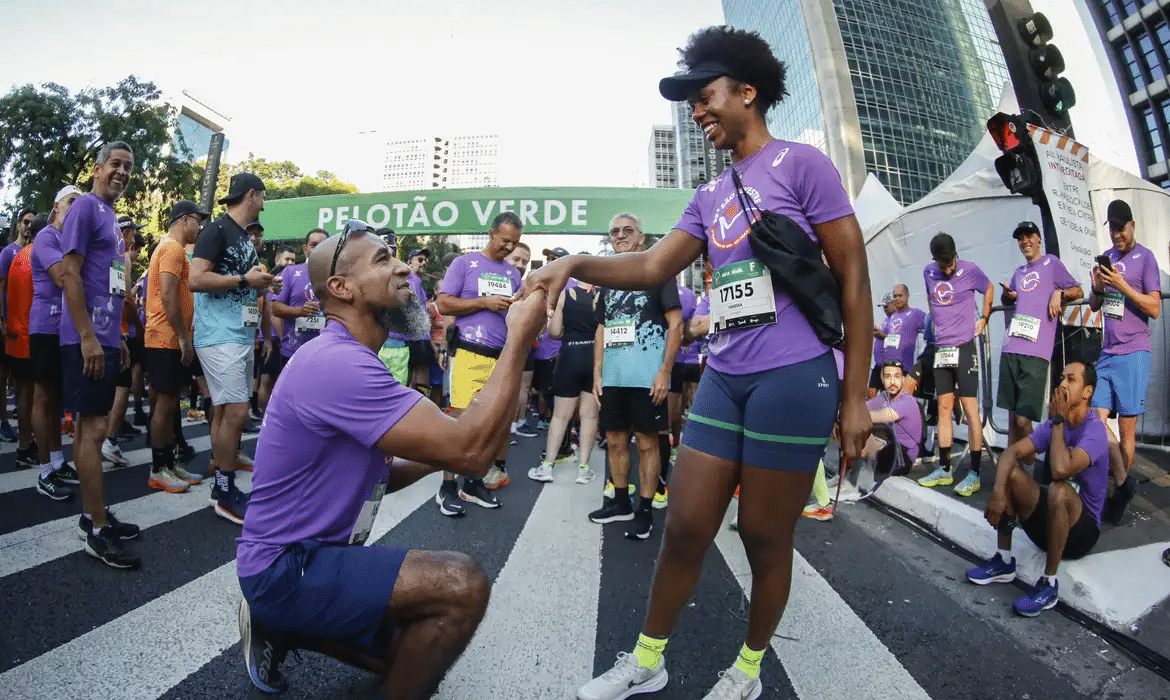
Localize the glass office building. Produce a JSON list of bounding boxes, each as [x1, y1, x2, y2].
[[723, 0, 1011, 205]]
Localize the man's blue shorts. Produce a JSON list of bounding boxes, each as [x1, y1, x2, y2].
[[1091, 350, 1150, 417], [681, 351, 839, 472], [239, 539, 408, 656]]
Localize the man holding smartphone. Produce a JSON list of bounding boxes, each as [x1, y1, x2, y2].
[[1089, 199, 1160, 524]]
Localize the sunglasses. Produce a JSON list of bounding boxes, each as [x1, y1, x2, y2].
[[330, 219, 377, 277]]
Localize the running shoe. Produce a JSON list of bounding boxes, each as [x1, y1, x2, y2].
[[236, 453, 255, 472], [15, 445, 38, 468], [917, 466, 953, 488], [836, 480, 863, 503], [84, 526, 140, 569], [101, 442, 130, 467], [577, 652, 668, 700], [116, 422, 142, 439], [61, 413, 74, 436], [966, 552, 1016, 585], [801, 504, 834, 521], [148, 468, 190, 493], [953, 472, 981, 497], [76, 510, 140, 541], [734, 485, 740, 499], [242, 418, 262, 434], [602, 480, 636, 499], [589, 496, 634, 524], [652, 489, 669, 510], [729, 512, 738, 530], [187, 409, 205, 421], [528, 461, 554, 483], [1013, 576, 1059, 617], [459, 478, 501, 508], [239, 598, 292, 694], [1103, 474, 1137, 525], [133, 411, 150, 426], [484, 465, 510, 489], [0, 421, 16, 442], [436, 480, 466, 517], [213, 478, 250, 525], [702, 666, 762, 700], [576, 465, 596, 484], [515, 424, 539, 438], [174, 443, 196, 463], [171, 464, 204, 485], [626, 507, 653, 540], [536, 418, 550, 430], [37, 471, 76, 501], [55, 462, 79, 484]]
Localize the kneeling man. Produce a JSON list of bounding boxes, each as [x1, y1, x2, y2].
[[966, 362, 1109, 618], [235, 220, 546, 699]]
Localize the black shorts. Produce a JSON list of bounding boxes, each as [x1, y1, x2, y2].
[[61, 344, 120, 416], [190, 352, 205, 379], [916, 349, 936, 398], [600, 386, 668, 435], [144, 347, 191, 393], [524, 349, 535, 372], [877, 439, 912, 477], [408, 339, 432, 372], [126, 335, 144, 366], [255, 340, 283, 378], [9, 355, 30, 381], [552, 343, 594, 398], [996, 352, 1049, 422], [30, 334, 62, 390], [670, 362, 702, 393], [532, 358, 556, 395], [868, 364, 883, 391], [932, 339, 979, 398], [1021, 485, 1100, 560]]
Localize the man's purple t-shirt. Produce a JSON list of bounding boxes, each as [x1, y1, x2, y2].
[[1029, 411, 1110, 525], [438, 251, 520, 350], [0, 241, 20, 317], [275, 263, 320, 358], [31, 225, 64, 336], [1100, 243, 1161, 355], [534, 331, 561, 360], [867, 390, 921, 461], [57, 193, 125, 349], [1003, 254, 1079, 359], [872, 330, 883, 366], [923, 260, 990, 348], [879, 307, 926, 368], [676, 284, 701, 365], [674, 140, 854, 374], [237, 321, 424, 577]]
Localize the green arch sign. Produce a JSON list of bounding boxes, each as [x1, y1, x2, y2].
[[258, 186, 694, 241]]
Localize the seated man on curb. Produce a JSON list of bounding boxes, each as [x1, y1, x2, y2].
[[235, 221, 548, 699], [965, 361, 1109, 618], [865, 359, 922, 482]]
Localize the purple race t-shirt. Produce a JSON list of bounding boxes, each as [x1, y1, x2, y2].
[[923, 260, 990, 348], [57, 193, 125, 349], [879, 307, 926, 368], [867, 390, 922, 461], [274, 263, 321, 358], [439, 251, 520, 350], [1100, 243, 1161, 355], [674, 140, 854, 374], [237, 321, 424, 577], [871, 328, 884, 365], [676, 284, 701, 365], [534, 331, 561, 360], [407, 272, 429, 341], [1003, 254, 1079, 359], [1029, 411, 1110, 525], [30, 225, 64, 336]]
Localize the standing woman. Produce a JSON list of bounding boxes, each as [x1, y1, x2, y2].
[[526, 26, 872, 700]]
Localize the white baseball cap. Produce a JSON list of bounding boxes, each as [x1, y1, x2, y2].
[[54, 185, 83, 204]]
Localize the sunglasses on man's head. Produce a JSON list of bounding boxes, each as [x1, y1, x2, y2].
[[330, 219, 378, 277]]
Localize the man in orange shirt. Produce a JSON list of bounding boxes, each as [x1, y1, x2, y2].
[[7, 214, 46, 468], [144, 200, 209, 492]]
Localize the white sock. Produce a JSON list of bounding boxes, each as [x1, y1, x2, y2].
[[103, 438, 116, 452], [50, 451, 64, 469], [39, 463, 53, 480], [997, 548, 1013, 563], [1046, 573, 1058, 587]]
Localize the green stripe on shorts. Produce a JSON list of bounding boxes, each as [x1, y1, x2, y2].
[[743, 429, 827, 445], [688, 412, 744, 433]]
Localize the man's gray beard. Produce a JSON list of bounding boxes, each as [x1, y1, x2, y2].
[[375, 294, 430, 338]]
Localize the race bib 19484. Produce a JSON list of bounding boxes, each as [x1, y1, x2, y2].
[[477, 273, 512, 298]]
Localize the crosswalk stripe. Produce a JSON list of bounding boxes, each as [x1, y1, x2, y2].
[[437, 475, 604, 699], [714, 513, 932, 700], [0, 472, 443, 700]]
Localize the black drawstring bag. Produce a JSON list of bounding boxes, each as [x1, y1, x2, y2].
[[730, 166, 845, 349]]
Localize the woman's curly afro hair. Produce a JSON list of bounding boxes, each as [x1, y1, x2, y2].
[[679, 26, 787, 113]]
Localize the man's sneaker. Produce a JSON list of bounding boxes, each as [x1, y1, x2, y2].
[[84, 526, 140, 569], [171, 464, 204, 485], [76, 510, 140, 541], [149, 468, 190, 493], [577, 651, 668, 700], [101, 442, 129, 467], [1103, 474, 1137, 525], [729, 512, 738, 530], [589, 495, 634, 524], [966, 552, 1016, 585], [459, 478, 501, 508], [55, 462, 79, 484], [626, 507, 653, 539], [133, 411, 150, 426], [187, 409, 205, 421], [484, 465, 510, 490], [528, 461, 554, 482], [536, 418, 550, 430], [235, 453, 255, 472], [214, 481, 250, 525], [602, 480, 636, 499], [1013, 576, 1059, 617], [802, 504, 834, 521], [917, 466, 953, 488], [652, 489, 669, 510], [836, 480, 862, 503], [0, 422, 17, 442], [954, 472, 981, 497], [239, 598, 291, 694], [702, 666, 762, 700], [116, 422, 142, 439], [576, 465, 596, 484], [515, 424, 538, 438], [15, 446, 38, 468], [243, 418, 262, 434], [436, 481, 466, 517], [175, 443, 196, 463], [37, 471, 76, 501]]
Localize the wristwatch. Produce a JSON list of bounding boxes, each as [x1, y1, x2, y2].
[[238, 274, 248, 290]]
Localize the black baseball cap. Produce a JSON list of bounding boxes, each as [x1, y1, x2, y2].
[[408, 248, 431, 261], [218, 172, 266, 205], [168, 200, 210, 226], [659, 60, 737, 101], [442, 251, 460, 267], [542, 246, 570, 259], [1012, 221, 1040, 239], [117, 215, 144, 230], [246, 221, 264, 233], [1105, 199, 1133, 226]]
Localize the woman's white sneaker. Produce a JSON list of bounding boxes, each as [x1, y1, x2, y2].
[[577, 652, 668, 700]]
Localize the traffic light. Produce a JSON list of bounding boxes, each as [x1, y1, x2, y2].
[[985, 1, 1075, 135], [987, 112, 1042, 199], [1016, 13, 1076, 116]]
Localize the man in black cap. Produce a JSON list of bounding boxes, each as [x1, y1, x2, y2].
[[1089, 199, 1161, 523], [542, 246, 570, 265], [189, 172, 280, 525]]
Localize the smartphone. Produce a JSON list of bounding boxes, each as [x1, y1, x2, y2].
[[1095, 255, 1113, 271], [269, 264, 285, 277]]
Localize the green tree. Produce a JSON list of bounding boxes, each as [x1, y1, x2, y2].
[[197, 154, 359, 219], [396, 233, 462, 296]]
